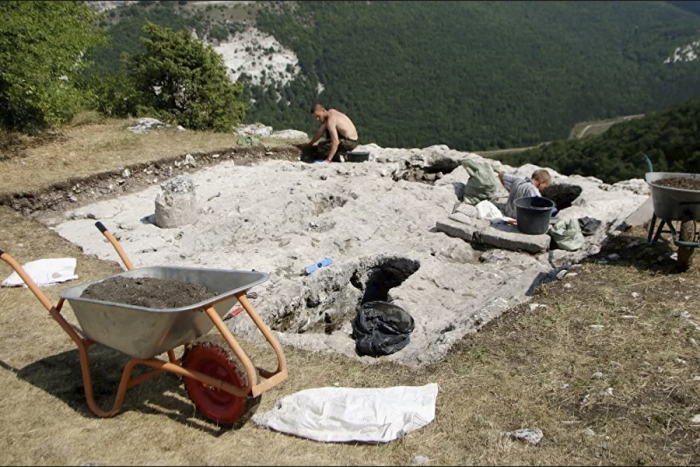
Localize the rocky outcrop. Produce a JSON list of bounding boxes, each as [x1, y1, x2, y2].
[[55, 141, 648, 367]]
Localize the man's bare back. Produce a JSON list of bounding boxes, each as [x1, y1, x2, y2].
[[324, 109, 358, 141], [307, 103, 359, 162]]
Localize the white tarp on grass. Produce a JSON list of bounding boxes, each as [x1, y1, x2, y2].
[[252, 383, 438, 443], [2, 258, 78, 287]]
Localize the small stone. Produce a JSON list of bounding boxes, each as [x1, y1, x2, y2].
[[631, 292, 641, 299], [601, 387, 614, 397], [529, 303, 546, 312], [122, 168, 131, 178], [184, 154, 196, 167], [411, 455, 429, 465], [689, 337, 698, 347], [566, 272, 578, 277], [177, 125, 185, 131], [557, 269, 568, 280], [608, 253, 621, 261], [592, 371, 604, 379], [69, 195, 78, 203], [333, 382, 340, 387], [690, 414, 700, 424], [581, 428, 596, 437], [564, 283, 572, 289], [212, 153, 220, 158], [676, 358, 687, 365], [506, 428, 543, 445]]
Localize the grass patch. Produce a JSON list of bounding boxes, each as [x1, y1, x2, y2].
[[0, 118, 302, 197]]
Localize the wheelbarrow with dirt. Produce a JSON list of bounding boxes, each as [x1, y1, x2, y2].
[[645, 170, 700, 270], [0, 221, 287, 427]]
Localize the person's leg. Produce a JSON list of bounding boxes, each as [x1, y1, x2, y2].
[[316, 140, 331, 160]]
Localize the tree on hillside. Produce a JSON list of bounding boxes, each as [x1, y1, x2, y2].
[[124, 22, 245, 131], [0, 1, 106, 132]]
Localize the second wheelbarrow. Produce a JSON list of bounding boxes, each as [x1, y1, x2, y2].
[[0, 221, 288, 427]]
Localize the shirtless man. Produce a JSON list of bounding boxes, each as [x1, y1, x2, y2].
[[305, 103, 359, 163]]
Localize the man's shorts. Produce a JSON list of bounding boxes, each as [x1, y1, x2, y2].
[[317, 137, 359, 161]]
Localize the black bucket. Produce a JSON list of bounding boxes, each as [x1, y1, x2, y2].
[[346, 151, 370, 163], [515, 196, 554, 235]]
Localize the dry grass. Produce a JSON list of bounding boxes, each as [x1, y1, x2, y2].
[[0, 123, 699, 464], [0, 118, 303, 196], [1, 209, 699, 465]]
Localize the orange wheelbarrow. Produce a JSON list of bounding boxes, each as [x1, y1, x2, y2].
[[0, 221, 288, 427]]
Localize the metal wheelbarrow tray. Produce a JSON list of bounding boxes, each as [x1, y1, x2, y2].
[[645, 171, 700, 269], [0, 222, 288, 427]]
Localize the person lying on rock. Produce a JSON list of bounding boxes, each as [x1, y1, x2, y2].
[[304, 103, 359, 163], [497, 169, 551, 218]]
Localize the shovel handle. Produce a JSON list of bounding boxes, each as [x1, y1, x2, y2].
[[94, 221, 134, 271]]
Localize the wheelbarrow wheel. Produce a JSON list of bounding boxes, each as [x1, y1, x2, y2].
[[677, 215, 696, 271], [182, 336, 261, 428]]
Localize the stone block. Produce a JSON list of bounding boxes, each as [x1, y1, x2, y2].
[[436, 218, 487, 242], [476, 223, 550, 253], [155, 175, 198, 228]]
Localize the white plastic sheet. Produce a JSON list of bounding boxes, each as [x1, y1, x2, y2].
[[252, 383, 438, 443], [2, 258, 78, 287], [475, 200, 503, 220]]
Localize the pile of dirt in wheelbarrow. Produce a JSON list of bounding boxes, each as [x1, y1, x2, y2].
[[652, 177, 700, 191], [81, 276, 217, 309]]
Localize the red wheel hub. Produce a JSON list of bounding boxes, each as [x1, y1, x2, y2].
[[182, 345, 248, 425]]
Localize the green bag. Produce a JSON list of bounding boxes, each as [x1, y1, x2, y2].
[[549, 218, 585, 251], [461, 159, 500, 205]]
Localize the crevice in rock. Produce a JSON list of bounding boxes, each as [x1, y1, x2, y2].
[[392, 159, 460, 185], [542, 184, 582, 212], [270, 256, 421, 335], [360, 257, 421, 304]]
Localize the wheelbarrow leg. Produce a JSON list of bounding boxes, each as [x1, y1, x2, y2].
[[652, 219, 666, 244], [647, 213, 657, 244]]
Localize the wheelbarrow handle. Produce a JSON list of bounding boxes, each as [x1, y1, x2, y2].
[[0, 249, 54, 312], [94, 221, 135, 271]]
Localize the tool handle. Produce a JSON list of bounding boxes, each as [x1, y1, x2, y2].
[[94, 221, 135, 271]]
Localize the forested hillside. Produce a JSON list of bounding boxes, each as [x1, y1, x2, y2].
[[82, 1, 700, 152], [247, 1, 700, 150], [494, 96, 700, 184]]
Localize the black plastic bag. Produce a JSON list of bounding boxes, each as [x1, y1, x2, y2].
[[578, 216, 602, 236], [352, 301, 415, 357]]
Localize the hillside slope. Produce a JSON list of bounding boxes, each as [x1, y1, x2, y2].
[[250, 1, 700, 150], [494, 96, 700, 183], [88, 1, 700, 152]]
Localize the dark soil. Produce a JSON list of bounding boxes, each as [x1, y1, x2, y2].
[[81, 276, 217, 309], [653, 177, 700, 191]]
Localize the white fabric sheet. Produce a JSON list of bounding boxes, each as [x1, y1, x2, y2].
[[252, 383, 438, 443], [2, 258, 78, 287]]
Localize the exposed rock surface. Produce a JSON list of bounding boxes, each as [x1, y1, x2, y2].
[[127, 118, 168, 134], [54, 142, 648, 367]]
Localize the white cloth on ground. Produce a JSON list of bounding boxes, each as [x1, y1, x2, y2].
[[252, 383, 439, 443], [2, 258, 78, 287]]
